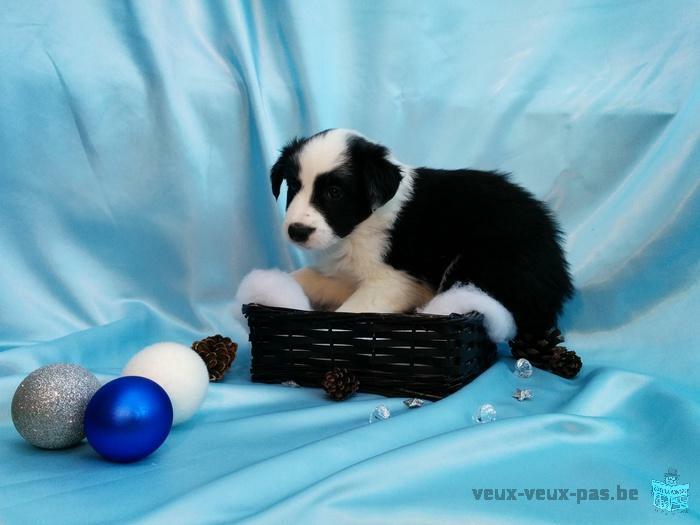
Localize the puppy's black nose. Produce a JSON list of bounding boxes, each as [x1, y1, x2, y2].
[[288, 223, 315, 243]]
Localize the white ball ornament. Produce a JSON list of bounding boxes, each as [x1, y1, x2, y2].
[[122, 342, 209, 425]]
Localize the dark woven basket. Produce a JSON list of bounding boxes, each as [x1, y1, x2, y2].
[[242, 304, 497, 400]]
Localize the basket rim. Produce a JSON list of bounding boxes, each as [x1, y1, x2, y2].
[[241, 303, 485, 323]]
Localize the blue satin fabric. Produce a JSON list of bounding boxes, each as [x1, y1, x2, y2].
[[1, 1, 699, 523]]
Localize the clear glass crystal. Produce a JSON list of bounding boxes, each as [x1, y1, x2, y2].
[[473, 403, 497, 424], [369, 404, 391, 423], [514, 358, 533, 378], [403, 398, 425, 409], [281, 380, 300, 388], [512, 388, 533, 401]]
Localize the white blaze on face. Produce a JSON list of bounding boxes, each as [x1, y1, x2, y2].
[[283, 129, 350, 249]]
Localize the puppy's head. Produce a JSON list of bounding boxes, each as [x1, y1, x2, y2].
[[270, 129, 403, 249]]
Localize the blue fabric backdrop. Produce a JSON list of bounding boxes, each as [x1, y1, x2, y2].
[[1, 1, 699, 523]]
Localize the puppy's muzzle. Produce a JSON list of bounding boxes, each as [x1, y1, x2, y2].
[[288, 223, 316, 243]]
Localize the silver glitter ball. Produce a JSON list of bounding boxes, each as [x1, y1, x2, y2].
[[473, 403, 497, 424], [512, 388, 533, 401], [369, 404, 391, 423], [11, 364, 101, 449], [514, 358, 533, 378]]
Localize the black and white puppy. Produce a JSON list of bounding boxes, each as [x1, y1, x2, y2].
[[270, 129, 573, 338]]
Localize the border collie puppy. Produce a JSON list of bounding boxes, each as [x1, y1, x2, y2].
[[270, 129, 573, 338]]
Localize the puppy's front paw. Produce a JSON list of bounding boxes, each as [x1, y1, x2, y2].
[[335, 302, 363, 313], [336, 296, 395, 314]]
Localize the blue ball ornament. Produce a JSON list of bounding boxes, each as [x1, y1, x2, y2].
[[84, 376, 173, 463]]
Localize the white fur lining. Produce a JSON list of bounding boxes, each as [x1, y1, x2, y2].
[[419, 283, 516, 342], [235, 269, 311, 311], [235, 271, 516, 342]]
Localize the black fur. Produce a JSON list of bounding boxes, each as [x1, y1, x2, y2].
[[309, 168, 373, 237], [386, 168, 573, 333], [270, 131, 573, 333], [346, 136, 403, 209]]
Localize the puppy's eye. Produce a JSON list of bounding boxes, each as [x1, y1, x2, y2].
[[287, 180, 301, 193], [326, 186, 343, 200]]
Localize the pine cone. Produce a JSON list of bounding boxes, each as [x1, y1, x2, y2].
[[509, 327, 582, 378], [322, 367, 360, 401], [192, 334, 238, 381], [549, 346, 582, 379]]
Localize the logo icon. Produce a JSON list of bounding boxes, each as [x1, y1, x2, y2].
[[652, 468, 689, 513]]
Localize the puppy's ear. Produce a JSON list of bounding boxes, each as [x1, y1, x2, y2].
[[270, 137, 306, 200], [270, 158, 285, 200], [349, 137, 403, 209]]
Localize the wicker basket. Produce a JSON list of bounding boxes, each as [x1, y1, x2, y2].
[[242, 304, 497, 400]]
